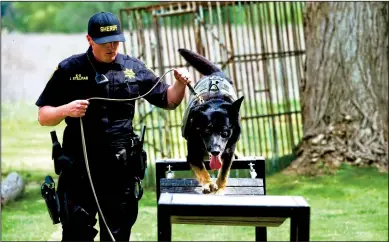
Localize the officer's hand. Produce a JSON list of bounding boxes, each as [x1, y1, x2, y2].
[[173, 68, 191, 86], [65, 100, 89, 118]]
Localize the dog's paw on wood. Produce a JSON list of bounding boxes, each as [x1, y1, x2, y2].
[[202, 182, 218, 194], [216, 179, 227, 190], [213, 188, 226, 195]]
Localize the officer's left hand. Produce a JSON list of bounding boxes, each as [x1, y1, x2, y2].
[[173, 68, 191, 86]]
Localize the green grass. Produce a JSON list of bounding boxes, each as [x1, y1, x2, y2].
[[2, 102, 387, 241], [1, 101, 66, 171], [2, 164, 387, 241], [1, 182, 58, 241]]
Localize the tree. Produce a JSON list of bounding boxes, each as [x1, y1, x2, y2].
[[287, 2, 388, 175]]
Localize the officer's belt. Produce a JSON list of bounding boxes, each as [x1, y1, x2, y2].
[[181, 75, 238, 139]]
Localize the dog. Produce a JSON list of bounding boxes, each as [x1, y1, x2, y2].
[[179, 48, 244, 194]]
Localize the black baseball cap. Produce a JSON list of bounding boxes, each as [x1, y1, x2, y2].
[[88, 12, 125, 44]]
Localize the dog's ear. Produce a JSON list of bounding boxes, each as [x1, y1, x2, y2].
[[232, 96, 244, 113]]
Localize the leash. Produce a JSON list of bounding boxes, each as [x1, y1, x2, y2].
[[79, 68, 199, 241], [186, 82, 204, 104]]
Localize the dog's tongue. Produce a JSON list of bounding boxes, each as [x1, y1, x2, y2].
[[210, 155, 222, 170]]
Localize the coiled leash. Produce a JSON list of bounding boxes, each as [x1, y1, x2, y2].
[[79, 67, 199, 241]]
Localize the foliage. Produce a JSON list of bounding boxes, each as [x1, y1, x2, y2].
[[1, 2, 157, 33], [1, 2, 304, 33]]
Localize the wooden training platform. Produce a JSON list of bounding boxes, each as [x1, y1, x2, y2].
[[160, 178, 264, 195], [155, 157, 310, 241]]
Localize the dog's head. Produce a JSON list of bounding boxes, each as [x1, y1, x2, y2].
[[190, 96, 244, 153], [187, 96, 244, 170]]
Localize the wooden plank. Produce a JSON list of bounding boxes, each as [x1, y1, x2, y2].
[[292, 196, 311, 207], [160, 178, 263, 187], [171, 216, 286, 227], [160, 193, 309, 207], [160, 186, 264, 195]]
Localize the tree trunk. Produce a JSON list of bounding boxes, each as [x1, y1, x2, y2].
[[1, 172, 25, 206], [287, 2, 388, 175]]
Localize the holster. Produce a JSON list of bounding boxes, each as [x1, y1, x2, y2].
[[116, 126, 148, 200], [41, 175, 60, 224], [41, 131, 72, 225], [117, 139, 147, 177]]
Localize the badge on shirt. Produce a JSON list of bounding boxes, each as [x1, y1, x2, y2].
[[123, 68, 135, 79]]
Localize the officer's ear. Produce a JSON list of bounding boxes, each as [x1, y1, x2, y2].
[[86, 35, 93, 45]]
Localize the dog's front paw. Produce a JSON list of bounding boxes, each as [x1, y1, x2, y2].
[[216, 179, 227, 191], [214, 187, 226, 195], [202, 182, 218, 194]]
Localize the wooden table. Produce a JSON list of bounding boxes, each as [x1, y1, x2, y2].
[[155, 158, 310, 241]]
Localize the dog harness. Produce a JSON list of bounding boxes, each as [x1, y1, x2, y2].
[[181, 74, 238, 139]]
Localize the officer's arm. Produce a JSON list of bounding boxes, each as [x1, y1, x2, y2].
[[166, 69, 191, 110], [38, 105, 69, 126], [166, 82, 186, 110], [38, 100, 90, 126], [36, 63, 90, 126]]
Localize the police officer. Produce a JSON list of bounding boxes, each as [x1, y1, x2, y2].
[[36, 12, 191, 241]]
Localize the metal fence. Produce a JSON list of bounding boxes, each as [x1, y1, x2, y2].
[[119, 1, 306, 186]]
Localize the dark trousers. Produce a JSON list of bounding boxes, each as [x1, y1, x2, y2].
[[59, 163, 139, 241]]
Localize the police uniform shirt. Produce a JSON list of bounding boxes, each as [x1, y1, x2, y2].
[[36, 47, 169, 158]]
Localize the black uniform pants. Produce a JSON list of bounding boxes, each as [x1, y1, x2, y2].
[[59, 160, 139, 241]]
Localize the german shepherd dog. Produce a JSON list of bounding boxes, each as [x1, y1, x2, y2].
[[179, 48, 244, 194]]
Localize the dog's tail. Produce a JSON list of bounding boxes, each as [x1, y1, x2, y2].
[[178, 48, 221, 76]]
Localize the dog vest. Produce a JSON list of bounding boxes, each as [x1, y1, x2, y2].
[[181, 74, 238, 139]]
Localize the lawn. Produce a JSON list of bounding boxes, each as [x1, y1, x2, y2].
[[1, 164, 387, 241], [1, 102, 387, 241]]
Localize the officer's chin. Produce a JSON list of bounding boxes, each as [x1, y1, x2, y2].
[[107, 52, 117, 59], [102, 54, 116, 63]]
